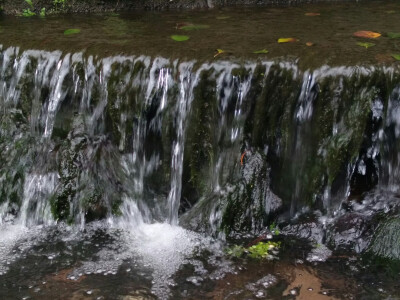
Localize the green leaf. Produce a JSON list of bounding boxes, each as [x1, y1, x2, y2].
[[40, 8, 46, 17], [392, 54, 400, 61], [171, 35, 189, 42], [226, 245, 245, 258], [22, 9, 35, 17], [247, 241, 280, 259], [387, 32, 400, 39], [356, 42, 375, 49], [214, 49, 226, 57], [64, 29, 81, 35], [25, 0, 33, 7], [180, 24, 210, 31], [253, 49, 269, 54]]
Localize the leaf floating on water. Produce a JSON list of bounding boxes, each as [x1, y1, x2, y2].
[[353, 31, 381, 38], [386, 10, 396, 14], [306, 42, 314, 46], [253, 49, 269, 54], [64, 29, 81, 35], [278, 38, 298, 43], [180, 24, 210, 31], [357, 42, 375, 49], [214, 49, 226, 58], [305, 12, 320, 16], [216, 16, 231, 20], [171, 35, 189, 42], [392, 54, 400, 61], [176, 22, 192, 29], [387, 32, 400, 39]]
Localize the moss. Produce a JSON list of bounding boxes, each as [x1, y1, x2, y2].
[[221, 152, 271, 235], [53, 133, 85, 220], [251, 64, 300, 149], [183, 68, 218, 201], [319, 79, 376, 185], [243, 64, 267, 137], [231, 67, 248, 78], [111, 198, 123, 216], [105, 59, 145, 149], [50, 189, 71, 220]]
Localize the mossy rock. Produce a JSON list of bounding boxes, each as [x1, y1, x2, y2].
[[221, 151, 282, 235], [181, 68, 218, 210], [368, 217, 400, 261]]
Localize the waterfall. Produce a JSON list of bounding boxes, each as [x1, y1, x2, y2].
[[0, 45, 400, 234]]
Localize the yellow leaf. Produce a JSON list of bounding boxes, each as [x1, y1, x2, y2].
[[214, 49, 225, 58], [353, 31, 381, 38], [278, 38, 298, 43]]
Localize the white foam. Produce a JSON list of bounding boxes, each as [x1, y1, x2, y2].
[[0, 225, 29, 275]]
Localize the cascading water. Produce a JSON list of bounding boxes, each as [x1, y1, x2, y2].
[[1, 44, 400, 298]]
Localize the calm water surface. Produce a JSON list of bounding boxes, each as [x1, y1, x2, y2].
[[1, 1, 400, 67]]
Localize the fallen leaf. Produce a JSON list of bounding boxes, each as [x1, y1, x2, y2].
[[386, 10, 396, 14], [240, 151, 246, 165], [392, 54, 400, 61], [216, 16, 231, 20], [387, 32, 400, 39], [64, 29, 81, 35], [306, 42, 314, 46], [214, 49, 226, 57], [253, 49, 269, 54], [353, 31, 381, 38], [357, 42, 375, 49], [180, 24, 210, 31], [175, 22, 192, 29], [305, 12, 320, 16], [171, 35, 189, 42], [278, 38, 298, 43]]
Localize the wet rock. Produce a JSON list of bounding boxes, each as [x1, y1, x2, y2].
[[221, 151, 282, 235], [327, 212, 373, 253], [280, 213, 325, 244], [51, 115, 128, 222], [368, 216, 400, 260], [306, 244, 332, 262]]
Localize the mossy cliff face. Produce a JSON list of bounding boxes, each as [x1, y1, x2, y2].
[[181, 65, 400, 235], [1, 47, 400, 231]]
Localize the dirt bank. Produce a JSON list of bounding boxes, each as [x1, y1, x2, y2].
[[0, 0, 357, 15]]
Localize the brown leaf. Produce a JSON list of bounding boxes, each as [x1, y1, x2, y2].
[[305, 12, 320, 16], [353, 31, 381, 38]]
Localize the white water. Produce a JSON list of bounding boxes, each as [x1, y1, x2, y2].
[[0, 48, 242, 299]]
